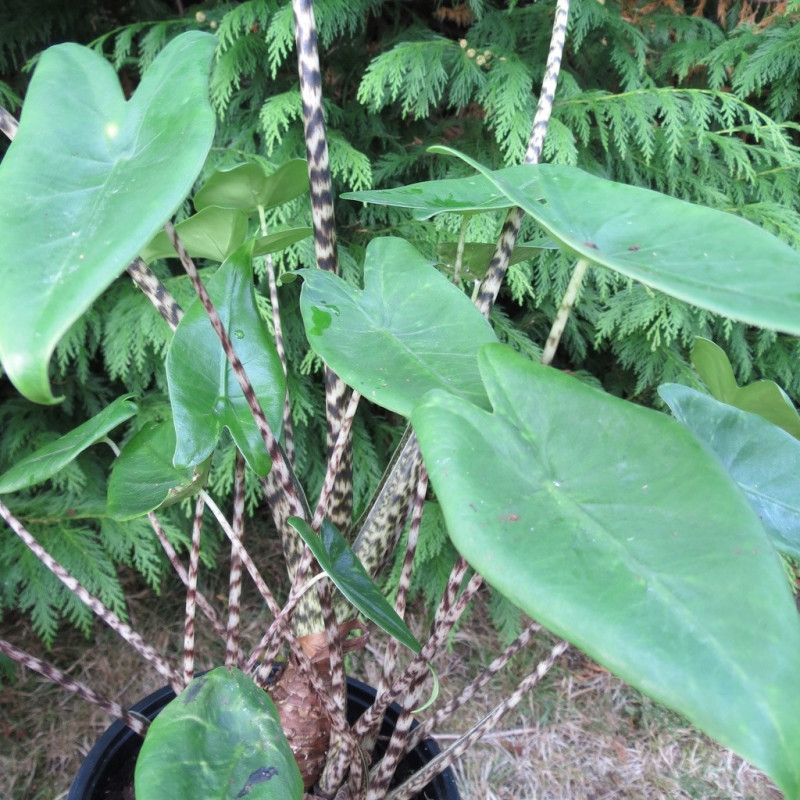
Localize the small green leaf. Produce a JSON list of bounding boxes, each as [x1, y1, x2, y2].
[[436, 242, 549, 280], [659, 383, 800, 560], [253, 227, 313, 257], [135, 667, 303, 800], [0, 32, 217, 405], [288, 517, 421, 654], [107, 419, 209, 520], [691, 338, 800, 438], [0, 395, 137, 494], [298, 237, 498, 417], [166, 239, 285, 476], [194, 160, 309, 213], [431, 146, 800, 337], [141, 206, 249, 263], [341, 165, 542, 220], [413, 343, 800, 798]]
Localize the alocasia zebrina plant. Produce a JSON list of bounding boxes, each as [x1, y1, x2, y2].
[[1, 2, 800, 798]]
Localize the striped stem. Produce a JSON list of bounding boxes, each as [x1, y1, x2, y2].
[[0, 104, 19, 140], [182, 494, 205, 685], [225, 452, 247, 668], [360, 467, 428, 758], [541, 258, 589, 366], [0, 639, 149, 736], [352, 558, 480, 739], [474, 0, 571, 318], [386, 640, 569, 800], [147, 512, 225, 639], [312, 389, 361, 530], [0, 499, 181, 691], [291, 0, 354, 535], [257, 205, 295, 467], [126, 257, 184, 330], [404, 620, 543, 754]]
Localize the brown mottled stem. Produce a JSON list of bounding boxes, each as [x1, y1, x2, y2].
[[352, 557, 480, 739], [0, 499, 181, 691], [387, 640, 569, 800], [126, 257, 184, 330], [258, 205, 295, 466], [474, 0, 571, 318], [0, 639, 149, 736], [0, 104, 18, 140], [312, 389, 361, 530], [182, 494, 205, 685], [225, 452, 247, 667], [404, 620, 543, 753], [147, 512, 225, 639], [360, 467, 428, 758], [541, 258, 589, 366], [291, 0, 354, 533]]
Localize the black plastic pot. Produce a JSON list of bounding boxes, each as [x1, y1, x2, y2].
[[68, 676, 460, 800]]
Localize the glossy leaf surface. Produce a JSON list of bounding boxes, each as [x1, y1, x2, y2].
[[0, 33, 217, 404], [341, 165, 542, 220], [0, 396, 137, 494], [136, 667, 303, 800], [432, 146, 800, 337], [412, 344, 800, 798], [298, 237, 497, 416], [107, 419, 209, 520], [289, 517, 421, 653], [193, 160, 309, 212], [166, 241, 284, 476], [691, 338, 800, 438], [141, 206, 249, 263], [660, 383, 800, 559]]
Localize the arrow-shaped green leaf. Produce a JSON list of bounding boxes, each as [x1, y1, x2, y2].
[[0, 395, 138, 494], [341, 166, 542, 220], [107, 418, 210, 521], [298, 237, 497, 417], [413, 343, 800, 798], [660, 382, 800, 560], [0, 32, 217, 404], [166, 240, 285, 476], [431, 145, 800, 337], [135, 667, 303, 800], [141, 206, 249, 264], [194, 160, 309, 213], [691, 338, 800, 439], [289, 517, 421, 653]]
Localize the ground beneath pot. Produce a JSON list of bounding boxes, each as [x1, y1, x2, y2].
[[0, 574, 784, 800]]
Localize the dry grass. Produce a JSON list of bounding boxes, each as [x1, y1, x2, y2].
[[0, 585, 785, 800]]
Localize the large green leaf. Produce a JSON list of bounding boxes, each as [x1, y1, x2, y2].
[[341, 165, 542, 220], [431, 146, 800, 337], [141, 206, 249, 263], [193, 160, 309, 213], [659, 383, 800, 560], [166, 240, 285, 476], [0, 32, 217, 405], [107, 419, 209, 520], [412, 344, 800, 798], [288, 517, 421, 654], [691, 338, 800, 438], [135, 667, 303, 800], [298, 237, 497, 416], [0, 395, 137, 494]]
